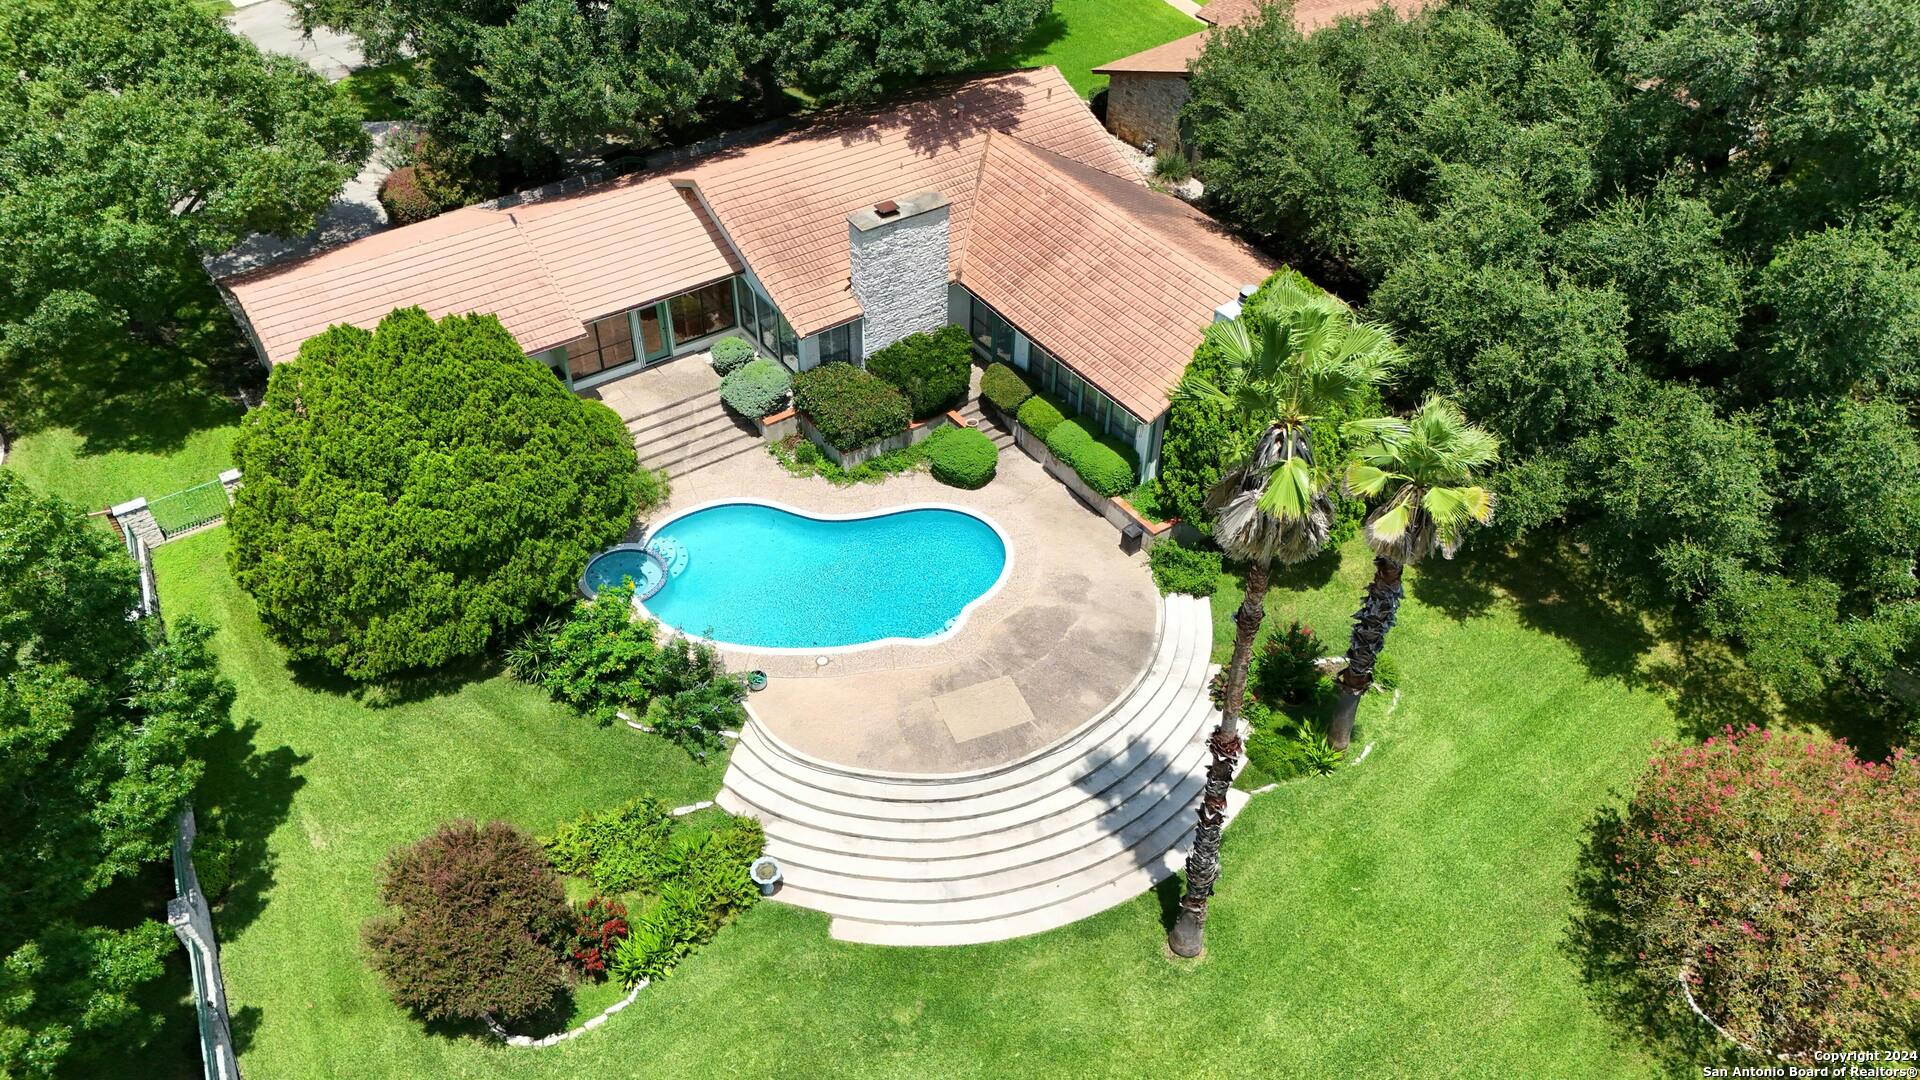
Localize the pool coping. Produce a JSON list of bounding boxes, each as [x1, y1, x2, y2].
[[632, 497, 1016, 656]]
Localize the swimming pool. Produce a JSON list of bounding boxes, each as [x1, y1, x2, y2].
[[638, 501, 1009, 651]]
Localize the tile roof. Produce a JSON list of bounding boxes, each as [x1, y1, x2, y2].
[[221, 66, 1271, 418], [221, 206, 588, 366], [958, 134, 1271, 420], [1097, 0, 1425, 75], [677, 67, 1138, 338]]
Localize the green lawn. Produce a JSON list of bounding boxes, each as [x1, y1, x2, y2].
[[155, 523, 1685, 1077], [2, 281, 248, 511], [983, 0, 1204, 98]]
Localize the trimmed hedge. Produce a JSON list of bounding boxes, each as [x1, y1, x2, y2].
[[865, 325, 971, 418], [1015, 393, 1068, 440], [1044, 418, 1137, 496], [980, 362, 1033, 416], [792, 363, 911, 451], [926, 426, 999, 489], [709, 337, 755, 375], [1148, 540, 1221, 596], [718, 357, 790, 417]]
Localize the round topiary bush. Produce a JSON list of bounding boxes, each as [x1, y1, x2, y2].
[[709, 337, 755, 376], [228, 307, 644, 681], [980, 362, 1033, 417], [719, 357, 790, 418], [1043, 416, 1094, 462], [377, 166, 436, 225], [927, 426, 999, 489], [1017, 394, 1068, 440]]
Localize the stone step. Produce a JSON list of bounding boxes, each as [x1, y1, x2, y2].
[[640, 435, 764, 478], [728, 643, 1207, 824], [822, 791, 1250, 946], [628, 401, 740, 451], [730, 598, 1203, 804]]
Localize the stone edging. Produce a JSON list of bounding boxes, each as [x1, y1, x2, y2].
[[482, 979, 648, 1048]]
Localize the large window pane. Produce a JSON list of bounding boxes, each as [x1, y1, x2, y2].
[[565, 310, 636, 378], [755, 291, 778, 353], [669, 279, 735, 343]]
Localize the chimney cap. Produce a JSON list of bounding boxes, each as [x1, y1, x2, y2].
[[848, 190, 950, 232], [874, 199, 900, 216]]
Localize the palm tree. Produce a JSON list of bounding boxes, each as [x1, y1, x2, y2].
[[1326, 396, 1499, 751], [1166, 270, 1401, 958]]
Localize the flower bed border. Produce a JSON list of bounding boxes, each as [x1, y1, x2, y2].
[[483, 979, 648, 1048]]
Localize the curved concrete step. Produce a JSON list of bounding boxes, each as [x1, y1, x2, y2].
[[716, 595, 1237, 945]]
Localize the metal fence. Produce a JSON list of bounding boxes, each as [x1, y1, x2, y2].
[[147, 478, 233, 538], [169, 806, 240, 1080]]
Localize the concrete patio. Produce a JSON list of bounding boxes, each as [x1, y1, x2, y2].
[[595, 360, 1163, 775]]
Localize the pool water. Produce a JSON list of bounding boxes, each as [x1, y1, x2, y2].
[[641, 502, 1007, 649], [580, 546, 667, 599]]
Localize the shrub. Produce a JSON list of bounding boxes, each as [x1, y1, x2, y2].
[[1154, 148, 1192, 183], [228, 307, 641, 680], [376, 165, 435, 225], [510, 585, 745, 753], [1148, 540, 1221, 596], [603, 816, 764, 988], [926, 426, 998, 489], [792, 363, 911, 451], [566, 897, 630, 978], [362, 820, 572, 1024], [543, 797, 675, 890], [1250, 620, 1326, 705], [1586, 728, 1920, 1058], [718, 357, 790, 418], [1016, 393, 1068, 440], [864, 325, 972, 418], [1246, 724, 1343, 782], [768, 432, 927, 486], [708, 337, 756, 376], [980, 362, 1033, 416], [1048, 419, 1138, 497]]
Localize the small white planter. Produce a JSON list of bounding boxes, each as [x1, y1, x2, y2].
[[750, 856, 783, 896]]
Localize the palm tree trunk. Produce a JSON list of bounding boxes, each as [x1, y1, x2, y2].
[[1167, 557, 1269, 958], [1328, 556, 1404, 751]]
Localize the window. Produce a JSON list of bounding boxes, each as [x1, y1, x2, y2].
[[776, 313, 799, 367], [669, 279, 736, 343], [565, 310, 637, 379], [754, 290, 779, 354], [1108, 405, 1142, 447], [969, 296, 1012, 363], [818, 319, 862, 365]]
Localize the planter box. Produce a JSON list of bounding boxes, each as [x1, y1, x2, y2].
[[797, 411, 953, 469], [1008, 414, 1176, 550], [756, 407, 800, 440]]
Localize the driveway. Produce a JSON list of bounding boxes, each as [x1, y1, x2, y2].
[[227, 0, 363, 82]]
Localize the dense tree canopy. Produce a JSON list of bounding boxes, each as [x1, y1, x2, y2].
[[227, 308, 646, 681], [1185, 0, 1920, 725], [291, 0, 1047, 180], [0, 0, 367, 399], [0, 475, 233, 1078]]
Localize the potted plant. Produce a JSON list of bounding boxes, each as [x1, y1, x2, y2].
[[747, 670, 768, 692]]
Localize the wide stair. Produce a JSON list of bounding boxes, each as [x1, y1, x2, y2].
[[623, 388, 763, 478], [716, 595, 1248, 946], [956, 397, 1017, 452]]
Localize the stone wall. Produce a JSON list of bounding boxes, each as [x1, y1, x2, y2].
[[848, 192, 952, 358], [1106, 72, 1193, 154]]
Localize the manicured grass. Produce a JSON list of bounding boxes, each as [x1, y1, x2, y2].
[[152, 528, 728, 1079], [982, 0, 1204, 98], [2, 281, 248, 511], [336, 59, 419, 122], [162, 523, 1682, 1077]]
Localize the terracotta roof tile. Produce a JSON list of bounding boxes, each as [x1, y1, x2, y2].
[[957, 134, 1271, 419]]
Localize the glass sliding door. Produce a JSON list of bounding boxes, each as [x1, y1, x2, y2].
[[565, 310, 638, 380], [669, 279, 736, 343], [637, 304, 670, 363]]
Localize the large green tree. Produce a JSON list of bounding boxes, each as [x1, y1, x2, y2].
[[0, 474, 233, 1078], [227, 308, 648, 681], [0, 0, 367, 402], [1165, 269, 1399, 958], [1185, 0, 1920, 731]]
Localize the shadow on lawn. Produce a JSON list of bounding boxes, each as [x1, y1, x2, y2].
[[288, 651, 499, 710], [200, 716, 309, 938], [4, 278, 256, 456], [1562, 806, 1747, 1075]]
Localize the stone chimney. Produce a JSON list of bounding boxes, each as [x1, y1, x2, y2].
[[848, 190, 950, 358]]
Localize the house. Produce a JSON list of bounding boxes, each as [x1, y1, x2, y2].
[[218, 67, 1272, 479], [1093, 0, 1421, 155]]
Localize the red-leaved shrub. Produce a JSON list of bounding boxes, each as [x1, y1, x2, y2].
[[567, 896, 630, 978], [362, 820, 573, 1024], [1602, 727, 1919, 1057], [377, 165, 435, 225]]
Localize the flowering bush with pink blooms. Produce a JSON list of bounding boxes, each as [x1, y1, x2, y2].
[[1603, 727, 1920, 1057]]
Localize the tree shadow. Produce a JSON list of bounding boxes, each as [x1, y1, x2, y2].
[[1407, 546, 1500, 623], [1265, 545, 1343, 593], [199, 716, 308, 937], [286, 651, 498, 710], [1153, 872, 1183, 933], [1562, 805, 1748, 1075], [3, 277, 256, 455]]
